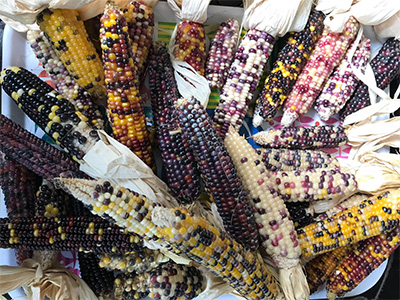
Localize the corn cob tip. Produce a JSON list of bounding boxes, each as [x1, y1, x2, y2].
[[317, 107, 334, 121], [327, 290, 337, 300], [280, 265, 310, 300], [281, 110, 298, 127], [252, 114, 264, 128]]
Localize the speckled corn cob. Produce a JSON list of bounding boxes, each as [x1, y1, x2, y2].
[[297, 190, 400, 260], [0, 67, 100, 161], [251, 125, 348, 149], [100, 3, 154, 169], [305, 245, 354, 294], [255, 148, 339, 171], [26, 30, 105, 129], [205, 18, 240, 89], [214, 29, 275, 138], [37, 9, 106, 99], [315, 36, 371, 121], [114, 273, 149, 300], [340, 38, 400, 122], [285, 202, 314, 229], [253, 10, 325, 126], [281, 17, 360, 127], [176, 96, 259, 251]]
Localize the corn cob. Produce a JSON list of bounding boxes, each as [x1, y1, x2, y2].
[[224, 127, 308, 300], [114, 272, 148, 300], [205, 18, 240, 89], [176, 96, 259, 251], [281, 17, 360, 127], [297, 190, 400, 260], [0, 67, 100, 161], [340, 38, 400, 122], [37, 9, 106, 99], [255, 148, 339, 172], [305, 245, 354, 294], [123, 0, 156, 79], [100, 3, 155, 169], [253, 10, 325, 126], [0, 215, 143, 254], [27, 30, 105, 130], [251, 125, 348, 149], [315, 36, 371, 121], [326, 226, 400, 299], [285, 202, 314, 229], [214, 29, 275, 138]]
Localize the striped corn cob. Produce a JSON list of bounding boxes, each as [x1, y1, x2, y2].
[[253, 10, 325, 126], [340, 38, 400, 122], [114, 272, 149, 300], [100, 3, 155, 169], [176, 96, 259, 251], [0, 67, 100, 161], [214, 29, 275, 138], [326, 226, 400, 299], [297, 190, 400, 260], [305, 245, 354, 294], [37, 9, 106, 99], [281, 17, 360, 127], [251, 125, 348, 149], [123, 0, 156, 79], [205, 18, 240, 89], [0, 215, 143, 254], [255, 148, 339, 171], [27, 30, 105, 130], [315, 36, 371, 121], [285, 202, 314, 229], [224, 127, 308, 300]]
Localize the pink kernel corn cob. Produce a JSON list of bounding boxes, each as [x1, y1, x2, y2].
[[213, 29, 275, 138], [205, 18, 240, 89], [315, 36, 371, 121], [281, 17, 360, 127]]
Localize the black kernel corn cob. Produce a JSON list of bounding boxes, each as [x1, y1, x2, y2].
[[0, 215, 143, 254], [100, 3, 155, 169], [176, 96, 259, 251], [340, 38, 400, 122], [250, 125, 348, 149], [253, 10, 325, 126], [0, 67, 100, 161], [255, 148, 339, 171], [205, 18, 240, 89], [285, 202, 314, 229], [326, 226, 400, 299], [27, 30, 105, 130], [37, 9, 106, 99], [214, 29, 275, 138], [297, 190, 400, 261]]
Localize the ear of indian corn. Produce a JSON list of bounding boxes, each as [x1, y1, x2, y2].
[[326, 226, 400, 299], [285, 202, 314, 229], [114, 273, 149, 300], [205, 18, 240, 89], [37, 9, 106, 100], [213, 29, 275, 138], [175, 96, 259, 251], [281, 17, 360, 127], [314, 35, 371, 121], [253, 10, 325, 126], [251, 125, 348, 149], [224, 127, 309, 300], [100, 3, 155, 170], [297, 190, 400, 261], [255, 148, 339, 171], [339, 38, 400, 122]]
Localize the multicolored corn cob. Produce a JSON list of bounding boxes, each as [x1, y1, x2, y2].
[[214, 29, 275, 138], [251, 125, 348, 149], [37, 9, 106, 99], [340, 38, 400, 122], [281, 17, 360, 127], [205, 18, 240, 89], [100, 3, 154, 169], [255, 148, 339, 171], [114, 272, 148, 300], [253, 10, 325, 126], [305, 245, 354, 294], [176, 96, 259, 251], [123, 0, 156, 79], [297, 190, 400, 260], [0, 67, 100, 161], [326, 226, 400, 299], [285, 202, 314, 229]]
